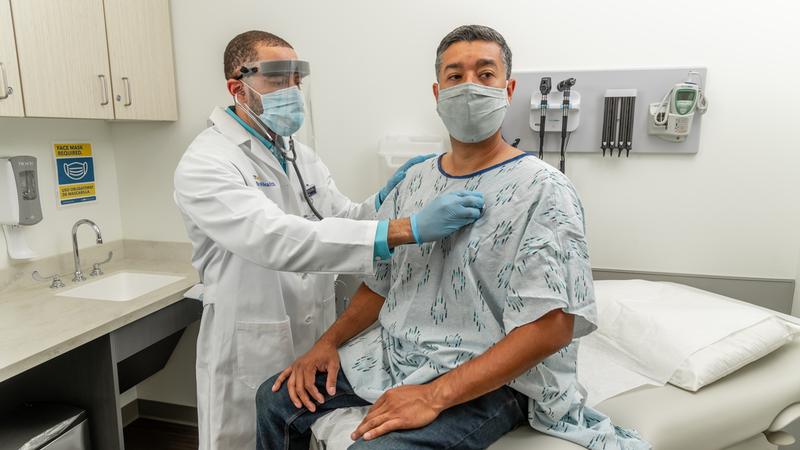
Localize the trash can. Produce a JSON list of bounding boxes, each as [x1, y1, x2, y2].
[[0, 403, 90, 450]]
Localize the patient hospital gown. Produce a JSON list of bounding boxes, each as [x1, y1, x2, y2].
[[338, 154, 651, 450]]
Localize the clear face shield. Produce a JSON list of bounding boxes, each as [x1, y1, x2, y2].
[[234, 59, 316, 151]]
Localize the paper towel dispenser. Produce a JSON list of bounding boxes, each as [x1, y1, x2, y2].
[[0, 156, 42, 226]]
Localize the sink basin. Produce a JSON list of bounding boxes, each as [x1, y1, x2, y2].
[[56, 272, 186, 302]]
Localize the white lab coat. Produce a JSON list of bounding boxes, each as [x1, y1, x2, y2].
[[174, 107, 379, 450]]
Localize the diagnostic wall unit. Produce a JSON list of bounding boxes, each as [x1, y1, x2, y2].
[[501, 67, 707, 155]]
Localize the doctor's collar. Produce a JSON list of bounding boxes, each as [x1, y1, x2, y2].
[[225, 106, 276, 151], [224, 106, 289, 173]]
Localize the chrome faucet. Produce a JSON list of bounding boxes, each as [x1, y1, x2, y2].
[[72, 219, 103, 282]]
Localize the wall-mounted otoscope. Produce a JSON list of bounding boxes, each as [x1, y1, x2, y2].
[[557, 77, 576, 173], [537, 77, 551, 159]]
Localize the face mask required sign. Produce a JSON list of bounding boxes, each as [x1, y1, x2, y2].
[[53, 142, 97, 206]]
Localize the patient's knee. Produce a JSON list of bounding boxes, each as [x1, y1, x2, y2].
[[348, 435, 402, 450], [256, 372, 290, 417], [348, 439, 378, 450]]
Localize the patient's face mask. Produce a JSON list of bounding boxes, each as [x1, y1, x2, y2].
[[241, 82, 305, 137], [436, 82, 509, 143]]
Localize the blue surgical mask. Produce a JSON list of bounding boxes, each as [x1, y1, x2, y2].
[[436, 82, 509, 143], [242, 82, 305, 136]]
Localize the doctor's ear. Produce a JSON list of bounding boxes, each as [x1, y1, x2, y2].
[[227, 79, 245, 99], [432, 83, 440, 102]]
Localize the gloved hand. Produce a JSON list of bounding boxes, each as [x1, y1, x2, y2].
[[411, 190, 484, 243], [377, 153, 437, 208]]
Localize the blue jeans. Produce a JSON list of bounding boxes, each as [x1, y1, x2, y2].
[[256, 370, 528, 450]]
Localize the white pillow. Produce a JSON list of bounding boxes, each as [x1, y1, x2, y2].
[[669, 315, 800, 391], [593, 280, 800, 392]]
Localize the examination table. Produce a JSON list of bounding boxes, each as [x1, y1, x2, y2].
[[310, 340, 800, 450], [488, 340, 800, 450]]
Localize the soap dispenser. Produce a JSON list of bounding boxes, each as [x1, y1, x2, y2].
[[0, 156, 43, 259]]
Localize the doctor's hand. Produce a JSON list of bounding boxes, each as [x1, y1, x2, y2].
[[377, 153, 437, 207], [271, 339, 340, 413], [351, 384, 444, 441], [411, 190, 484, 243]]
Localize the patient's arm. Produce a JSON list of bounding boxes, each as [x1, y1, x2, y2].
[[272, 283, 384, 412], [319, 282, 386, 348], [352, 308, 574, 441], [431, 308, 574, 406]]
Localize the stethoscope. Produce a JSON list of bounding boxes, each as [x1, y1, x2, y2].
[[231, 99, 325, 220], [274, 135, 325, 220]]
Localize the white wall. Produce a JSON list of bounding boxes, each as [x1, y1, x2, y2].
[[0, 118, 123, 270], [113, 0, 800, 279]]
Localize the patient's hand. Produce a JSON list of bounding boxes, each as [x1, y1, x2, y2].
[[351, 384, 443, 441], [271, 339, 340, 413]]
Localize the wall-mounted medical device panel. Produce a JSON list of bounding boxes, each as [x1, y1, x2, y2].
[[502, 67, 707, 155]]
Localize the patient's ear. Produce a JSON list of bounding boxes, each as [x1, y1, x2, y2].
[[432, 83, 440, 102], [506, 79, 517, 102]]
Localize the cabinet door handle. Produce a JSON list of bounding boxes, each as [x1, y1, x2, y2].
[[98, 74, 109, 105], [0, 62, 10, 100], [122, 77, 132, 106]]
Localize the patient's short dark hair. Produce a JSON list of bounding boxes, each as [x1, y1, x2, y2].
[[435, 25, 512, 80]]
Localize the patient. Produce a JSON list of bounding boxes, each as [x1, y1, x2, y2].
[[256, 25, 651, 450]]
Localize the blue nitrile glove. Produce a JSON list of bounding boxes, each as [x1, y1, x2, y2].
[[410, 191, 484, 243], [376, 153, 437, 209]]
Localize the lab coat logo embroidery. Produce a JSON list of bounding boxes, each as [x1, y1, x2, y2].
[[253, 174, 276, 187]]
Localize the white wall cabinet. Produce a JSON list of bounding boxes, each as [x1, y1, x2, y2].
[[12, 0, 115, 119], [104, 0, 177, 121], [5, 0, 176, 121], [0, 0, 24, 117]]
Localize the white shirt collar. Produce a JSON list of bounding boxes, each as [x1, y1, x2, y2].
[[208, 106, 251, 147]]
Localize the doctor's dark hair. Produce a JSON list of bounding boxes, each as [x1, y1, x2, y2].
[[435, 25, 512, 80], [224, 30, 293, 80]]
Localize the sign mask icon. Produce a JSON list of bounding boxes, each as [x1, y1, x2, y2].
[[64, 161, 88, 181]]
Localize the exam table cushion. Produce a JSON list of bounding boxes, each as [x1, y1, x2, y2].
[[489, 340, 800, 450]]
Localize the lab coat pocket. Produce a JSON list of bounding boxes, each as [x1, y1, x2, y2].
[[235, 317, 295, 390]]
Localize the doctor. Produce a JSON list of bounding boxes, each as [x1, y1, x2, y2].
[[173, 30, 484, 450]]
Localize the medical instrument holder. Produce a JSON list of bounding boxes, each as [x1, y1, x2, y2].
[[603, 89, 638, 157], [530, 90, 581, 133]]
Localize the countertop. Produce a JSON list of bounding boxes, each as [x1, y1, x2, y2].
[[0, 255, 199, 383]]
